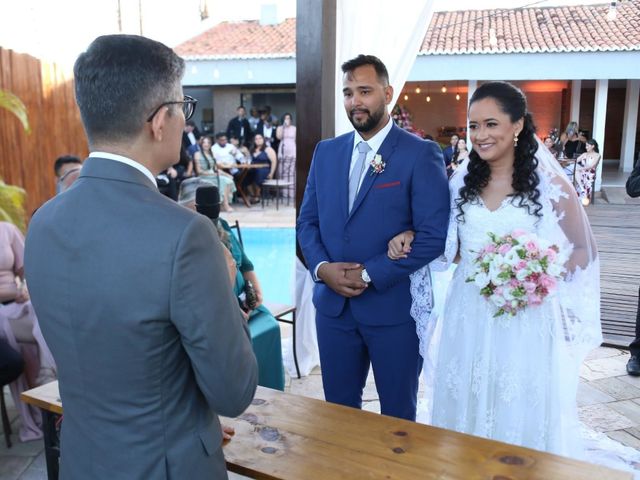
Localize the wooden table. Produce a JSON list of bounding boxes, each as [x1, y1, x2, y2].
[[232, 163, 269, 207], [22, 383, 631, 480]]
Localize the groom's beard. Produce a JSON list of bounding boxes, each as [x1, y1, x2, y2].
[[348, 104, 386, 133]]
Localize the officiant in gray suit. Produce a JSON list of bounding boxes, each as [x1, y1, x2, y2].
[[24, 34, 257, 480]]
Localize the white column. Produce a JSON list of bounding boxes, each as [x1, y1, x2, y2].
[[620, 79, 640, 172], [570, 80, 581, 126], [593, 79, 608, 191], [466, 80, 477, 146]]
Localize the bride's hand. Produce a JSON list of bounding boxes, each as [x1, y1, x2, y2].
[[387, 230, 415, 260]]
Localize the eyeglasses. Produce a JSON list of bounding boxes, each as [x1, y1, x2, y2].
[[146, 95, 198, 122]]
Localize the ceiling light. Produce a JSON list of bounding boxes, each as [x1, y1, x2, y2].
[[403, 94, 409, 101]]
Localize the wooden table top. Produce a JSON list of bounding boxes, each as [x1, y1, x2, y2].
[[222, 387, 631, 480], [21, 380, 62, 415], [234, 163, 269, 169], [21, 383, 631, 480]]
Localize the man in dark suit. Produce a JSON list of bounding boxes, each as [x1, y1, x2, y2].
[[182, 120, 201, 152], [297, 54, 449, 421], [442, 133, 459, 169], [226, 106, 252, 147], [25, 34, 257, 479], [626, 156, 640, 376]]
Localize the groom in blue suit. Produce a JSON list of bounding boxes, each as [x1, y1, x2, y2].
[[297, 55, 450, 420]]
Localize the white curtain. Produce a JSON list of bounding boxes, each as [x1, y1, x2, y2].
[[293, 0, 436, 376], [334, 0, 436, 136]]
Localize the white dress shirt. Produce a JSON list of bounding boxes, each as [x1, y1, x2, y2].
[[89, 152, 157, 188], [313, 114, 394, 281]]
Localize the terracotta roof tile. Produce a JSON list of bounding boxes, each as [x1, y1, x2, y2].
[[175, 18, 295, 59], [176, 2, 640, 59], [421, 1, 640, 55]]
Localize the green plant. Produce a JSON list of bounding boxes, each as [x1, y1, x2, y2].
[[0, 88, 31, 133]]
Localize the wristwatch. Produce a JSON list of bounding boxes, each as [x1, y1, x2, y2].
[[361, 268, 371, 284]]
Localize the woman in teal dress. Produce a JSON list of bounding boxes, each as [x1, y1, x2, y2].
[[178, 178, 285, 390]]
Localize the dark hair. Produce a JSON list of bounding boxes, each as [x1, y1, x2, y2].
[[341, 54, 389, 86], [237, 105, 245, 111], [215, 131, 227, 140], [586, 138, 599, 153], [281, 112, 293, 123], [457, 81, 542, 221], [54, 155, 82, 177], [74, 34, 185, 145], [252, 134, 266, 153], [185, 120, 196, 128]]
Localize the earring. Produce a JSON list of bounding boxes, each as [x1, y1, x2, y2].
[[514, 132, 519, 147]]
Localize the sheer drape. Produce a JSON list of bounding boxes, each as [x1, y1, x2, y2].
[[334, 0, 435, 135]]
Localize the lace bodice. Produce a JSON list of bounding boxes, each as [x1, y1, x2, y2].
[[458, 198, 538, 265]]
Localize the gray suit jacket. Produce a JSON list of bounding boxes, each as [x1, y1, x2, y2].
[[25, 157, 258, 479]]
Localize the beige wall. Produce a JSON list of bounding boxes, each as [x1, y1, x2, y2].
[[213, 86, 242, 134]]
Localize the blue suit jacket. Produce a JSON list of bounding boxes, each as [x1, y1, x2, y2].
[[297, 123, 450, 326]]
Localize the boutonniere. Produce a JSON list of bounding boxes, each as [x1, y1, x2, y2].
[[369, 154, 385, 175]]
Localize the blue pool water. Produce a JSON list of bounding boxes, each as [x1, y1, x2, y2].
[[234, 228, 295, 305]]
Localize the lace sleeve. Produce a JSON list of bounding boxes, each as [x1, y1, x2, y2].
[[537, 148, 602, 362]]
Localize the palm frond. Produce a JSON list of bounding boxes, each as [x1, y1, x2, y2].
[[0, 89, 31, 133]]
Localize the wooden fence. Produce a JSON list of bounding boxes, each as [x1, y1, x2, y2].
[[0, 47, 88, 218]]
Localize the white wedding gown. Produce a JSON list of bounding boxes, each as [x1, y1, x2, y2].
[[410, 162, 640, 475], [430, 198, 584, 457]]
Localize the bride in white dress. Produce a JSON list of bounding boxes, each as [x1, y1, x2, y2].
[[388, 81, 639, 473]]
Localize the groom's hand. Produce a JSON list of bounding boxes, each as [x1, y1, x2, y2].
[[318, 262, 367, 297]]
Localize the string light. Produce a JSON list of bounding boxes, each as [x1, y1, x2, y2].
[[456, 93, 461, 101], [441, 84, 447, 93], [403, 94, 409, 101], [426, 95, 431, 102], [415, 86, 422, 94]]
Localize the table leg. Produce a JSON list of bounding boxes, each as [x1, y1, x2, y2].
[[42, 410, 60, 480], [235, 170, 252, 208]]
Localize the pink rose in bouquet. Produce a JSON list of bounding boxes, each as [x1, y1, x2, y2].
[[466, 230, 566, 317]]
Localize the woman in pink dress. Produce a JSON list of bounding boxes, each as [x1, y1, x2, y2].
[[276, 113, 296, 199], [0, 221, 56, 441]]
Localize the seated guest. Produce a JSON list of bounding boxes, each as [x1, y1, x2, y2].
[[0, 221, 56, 441], [245, 134, 277, 203], [178, 179, 285, 390], [0, 337, 23, 387], [194, 136, 237, 212], [212, 132, 244, 177], [563, 121, 581, 158], [229, 135, 251, 163], [543, 136, 558, 158], [54, 155, 82, 194]]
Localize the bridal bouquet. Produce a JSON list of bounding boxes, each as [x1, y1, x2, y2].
[[466, 230, 566, 317]]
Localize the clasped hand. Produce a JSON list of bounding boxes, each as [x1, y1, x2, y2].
[[318, 262, 367, 297], [387, 230, 415, 260]]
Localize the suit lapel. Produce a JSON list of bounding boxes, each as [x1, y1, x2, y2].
[[347, 124, 400, 221], [338, 132, 355, 220]]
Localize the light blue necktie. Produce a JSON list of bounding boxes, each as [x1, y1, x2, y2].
[[349, 141, 371, 212]]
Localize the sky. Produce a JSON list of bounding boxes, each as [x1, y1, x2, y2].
[[0, 0, 610, 67]]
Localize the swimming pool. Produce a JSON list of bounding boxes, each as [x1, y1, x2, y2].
[[236, 227, 295, 305]]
